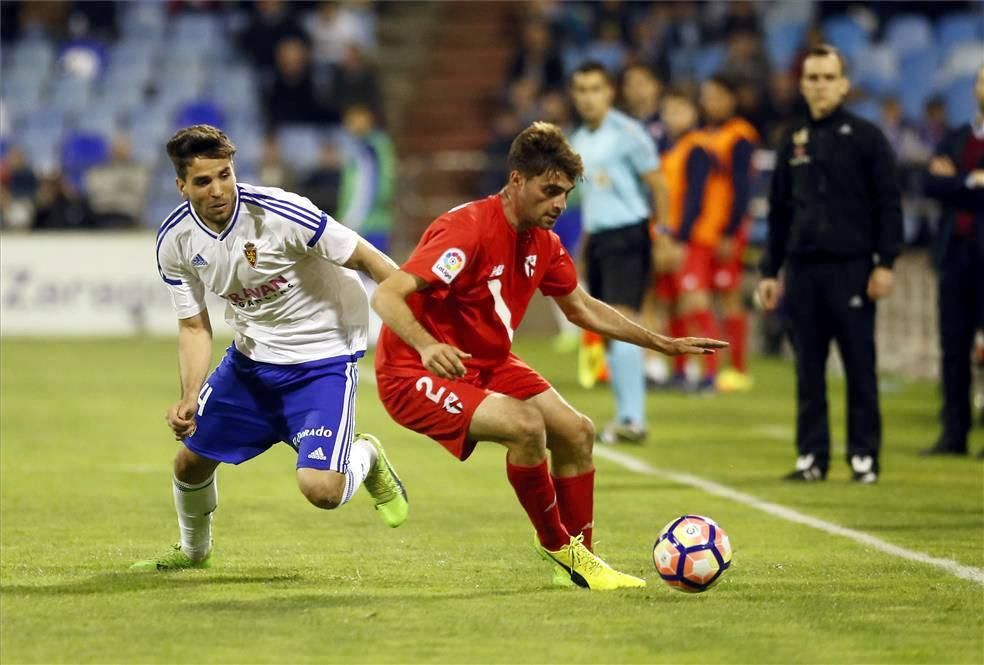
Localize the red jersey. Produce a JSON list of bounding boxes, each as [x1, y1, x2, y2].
[[375, 195, 578, 376]]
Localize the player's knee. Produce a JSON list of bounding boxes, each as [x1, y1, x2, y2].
[[297, 470, 346, 510], [577, 415, 596, 456], [173, 447, 217, 485], [512, 405, 547, 454]]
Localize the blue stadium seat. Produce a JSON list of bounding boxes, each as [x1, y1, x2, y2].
[[936, 13, 983, 58], [128, 106, 173, 166], [884, 15, 933, 55], [853, 45, 900, 98], [20, 130, 61, 173], [23, 108, 66, 137], [50, 76, 94, 115], [276, 125, 323, 173], [941, 41, 984, 79], [146, 195, 181, 228], [61, 132, 110, 187], [899, 48, 939, 120], [175, 101, 225, 129], [11, 38, 55, 72], [75, 99, 121, 137], [765, 21, 806, 72], [171, 13, 225, 44], [943, 75, 978, 126], [822, 15, 869, 62], [119, 2, 166, 42], [693, 44, 726, 81], [847, 98, 880, 124]]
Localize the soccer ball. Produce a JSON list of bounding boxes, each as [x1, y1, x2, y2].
[[652, 515, 732, 593]]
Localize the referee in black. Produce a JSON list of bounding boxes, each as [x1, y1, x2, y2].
[[757, 45, 903, 484]]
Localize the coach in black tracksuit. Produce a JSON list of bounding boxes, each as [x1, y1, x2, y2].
[[921, 66, 984, 459], [757, 45, 903, 484]]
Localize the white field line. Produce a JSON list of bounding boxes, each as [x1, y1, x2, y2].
[[593, 446, 984, 586]]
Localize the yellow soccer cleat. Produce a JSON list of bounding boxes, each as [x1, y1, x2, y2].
[[577, 334, 608, 389], [358, 432, 408, 528], [715, 367, 754, 393], [535, 534, 646, 590]]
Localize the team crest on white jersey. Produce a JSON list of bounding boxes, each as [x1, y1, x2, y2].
[[243, 241, 258, 267], [432, 248, 466, 284], [524, 254, 537, 278]]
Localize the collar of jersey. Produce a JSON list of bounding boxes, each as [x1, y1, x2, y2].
[[187, 187, 242, 241]]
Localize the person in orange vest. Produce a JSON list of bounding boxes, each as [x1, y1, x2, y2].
[[699, 74, 760, 392], [653, 87, 718, 390]]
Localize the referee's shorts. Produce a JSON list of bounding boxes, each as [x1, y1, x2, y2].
[[585, 220, 652, 311]]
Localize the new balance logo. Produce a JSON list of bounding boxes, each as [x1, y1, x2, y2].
[[307, 447, 327, 461], [192, 254, 208, 267]]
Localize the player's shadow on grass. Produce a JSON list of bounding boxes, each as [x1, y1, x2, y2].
[[188, 587, 538, 613], [0, 572, 302, 597]]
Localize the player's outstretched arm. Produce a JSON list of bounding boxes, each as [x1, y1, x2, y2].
[[553, 285, 728, 356], [166, 310, 213, 441], [342, 239, 400, 284], [371, 270, 471, 378]]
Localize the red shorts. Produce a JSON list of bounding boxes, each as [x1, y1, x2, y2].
[[376, 353, 551, 461], [711, 233, 746, 293], [654, 244, 714, 302]]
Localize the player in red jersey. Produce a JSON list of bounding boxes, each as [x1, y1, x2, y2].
[[372, 122, 726, 590]]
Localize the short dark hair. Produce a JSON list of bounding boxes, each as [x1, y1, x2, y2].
[[507, 121, 584, 182], [662, 86, 695, 104], [166, 125, 237, 179], [803, 44, 848, 76], [705, 73, 740, 96], [571, 60, 612, 85]]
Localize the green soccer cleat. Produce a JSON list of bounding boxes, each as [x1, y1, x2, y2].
[[535, 534, 646, 590], [130, 544, 212, 572], [358, 432, 408, 528]]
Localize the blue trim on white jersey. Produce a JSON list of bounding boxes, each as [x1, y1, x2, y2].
[[156, 205, 191, 285], [307, 212, 329, 247], [239, 193, 320, 233], [186, 187, 241, 240], [237, 188, 321, 226]]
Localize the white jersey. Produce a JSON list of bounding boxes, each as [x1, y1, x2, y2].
[[156, 182, 367, 364]]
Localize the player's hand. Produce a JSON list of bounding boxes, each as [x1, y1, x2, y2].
[[661, 336, 729, 356], [866, 266, 894, 300], [756, 278, 781, 311], [420, 343, 472, 379], [166, 399, 198, 441], [928, 156, 957, 177]]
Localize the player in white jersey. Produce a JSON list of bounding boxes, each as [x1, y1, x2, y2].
[[132, 125, 408, 571]]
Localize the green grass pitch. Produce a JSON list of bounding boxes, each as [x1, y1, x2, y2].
[[1, 337, 982, 664]]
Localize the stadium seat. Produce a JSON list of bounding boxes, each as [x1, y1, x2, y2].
[[899, 48, 939, 120], [276, 125, 324, 173], [943, 74, 978, 126], [11, 38, 55, 72], [884, 15, 933, 55], [941, 41, 984, 80], [19, 130, 60, 173], [822, 15, 870, 62], [175, 101, 225, 129], [935, 13, 983, 58], [765, 21, 806, 72], [119, 2, 166, 42], [853, 45, 900, 98], [60, 132, 110, 187], [50, 76, 94, 115], [75, 99, 121, 137], [693, 44, 726, 81], [847, 98, 880, 124]]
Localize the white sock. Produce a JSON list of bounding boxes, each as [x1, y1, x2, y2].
[[340, 437, 377, 505], [172, 474, 217, 561]]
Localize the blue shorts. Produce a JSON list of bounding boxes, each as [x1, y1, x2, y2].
[[184, 346, 363, 472]]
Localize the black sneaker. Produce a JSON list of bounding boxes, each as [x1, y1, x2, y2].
[[918, 443, 967, 457], [783, 455, 826, 481], [850, 455, 878, 484]]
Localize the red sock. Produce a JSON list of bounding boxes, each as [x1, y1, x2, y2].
[[689, 310, 720, 376], [506, 459, 570, 551], [669, 316, 687, 375], [552, 469, 595, 551], [724, 313, 747, 373]]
